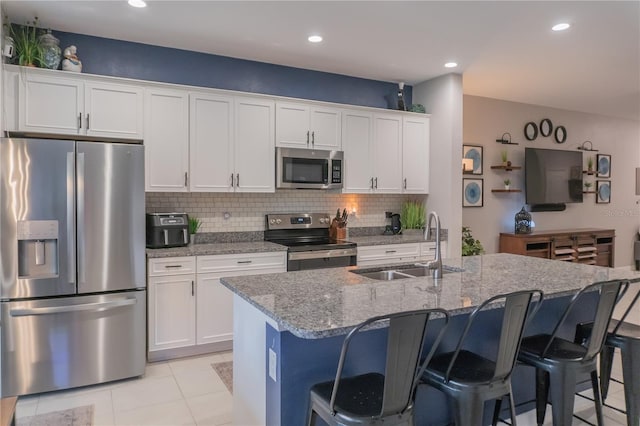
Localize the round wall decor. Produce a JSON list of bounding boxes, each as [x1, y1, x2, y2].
[[554, 125, 567, 144], [524, 122, 538, 141], [540, 118, 553, 137]]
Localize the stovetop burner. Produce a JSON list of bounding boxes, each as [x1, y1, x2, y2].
[[264, 213, 356, 252]]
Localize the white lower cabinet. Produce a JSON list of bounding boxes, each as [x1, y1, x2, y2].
[[357, 241, 448, 267], [148, 252, 286, 359], [147, 257, 196, 352]]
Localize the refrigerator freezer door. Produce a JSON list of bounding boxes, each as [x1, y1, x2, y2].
[[1, 290, 146, 396], [76, 142, 145, 293], [0, 138, 76, 299]]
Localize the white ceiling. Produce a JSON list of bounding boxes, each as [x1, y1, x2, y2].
[[3, 1, 639, 120]]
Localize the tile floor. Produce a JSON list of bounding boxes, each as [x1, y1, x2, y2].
[[14, 349, 630, 426]]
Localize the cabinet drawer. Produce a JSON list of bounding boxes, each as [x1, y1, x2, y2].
[[420, 241, 448, 258], [197, 252, 286, 274], [148, 257, 196, 276], [357, 244, 420, 267]]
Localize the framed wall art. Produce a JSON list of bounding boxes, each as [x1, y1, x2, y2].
[[463, 178, 483, 207], [596, 154, 611, 178], [462, 144, 483, 175], [596, 180, 611, 204]]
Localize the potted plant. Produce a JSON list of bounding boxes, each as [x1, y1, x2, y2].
[[504, 178, 511, 190], [400, 200, 425, 235], [462, 226, 484, 256], [587, 157, 594, 173], [188, 216, 202, 245], [584, 182, 593, 192], [5, 17, 44, 67], [501, 150, 509, 167]]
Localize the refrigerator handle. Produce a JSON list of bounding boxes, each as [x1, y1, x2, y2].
[[77, 152, 85, 285], [10, 297, 137, 316], [66, 152, 76, 285]]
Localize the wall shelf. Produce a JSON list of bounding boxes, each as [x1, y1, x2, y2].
[[583, 190, 596, 194], [491, 165, 522, 171], [492, 189, 522, 193], [583, 170, 596, 175]]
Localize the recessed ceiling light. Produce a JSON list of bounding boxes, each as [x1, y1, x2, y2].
[[128, 0, 147, 8], [552, 23, 571, 31], [308, 35, 323, 43], [444, 62, 458, 68]]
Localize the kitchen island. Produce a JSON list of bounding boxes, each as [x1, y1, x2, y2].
[[220, 253, 636, 426]]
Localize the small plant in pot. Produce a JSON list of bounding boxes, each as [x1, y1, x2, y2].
[[504, 178, 511, 190], [584, 182, 593, 191], [462, 226, 484, 256], [400, 200, 426, 235], [5, 16, 44, 67], [587, 157, 594, 173], [188, 216, 202, 245]]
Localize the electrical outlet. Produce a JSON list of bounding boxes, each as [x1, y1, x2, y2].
[[385, 211, 393, 218], [268, 348, 277, 381]]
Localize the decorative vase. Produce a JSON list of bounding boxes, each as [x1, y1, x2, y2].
[[514, 206, 532, 234], [504, 185, 510, 190], [39, 30, 61, 70]]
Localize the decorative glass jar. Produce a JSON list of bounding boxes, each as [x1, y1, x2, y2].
[[515, 206, 532, 234], [39, 30, 61, 70]]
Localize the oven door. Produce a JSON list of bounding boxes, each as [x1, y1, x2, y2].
[[276, 147, 342, 189], [287, 248, 356, 271]]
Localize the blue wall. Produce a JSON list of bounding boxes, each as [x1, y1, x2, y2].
[[52, 30, 412, 109]]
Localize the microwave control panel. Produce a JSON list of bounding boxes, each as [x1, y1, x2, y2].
[[331, 160, 342, 183]]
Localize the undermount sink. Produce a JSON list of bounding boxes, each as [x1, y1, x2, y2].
[[352, 264, 464, 280], [356, 270, 414, 281]]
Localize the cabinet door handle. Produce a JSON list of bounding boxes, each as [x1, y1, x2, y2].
[[86, 113, 90, 130], [370, 177, 374, 189], [306, 131, 310, 145], [78, 113, 82, 129], [164, 265, 182, 269], [184, 172, 188, 187], [385, 250, 397, 254], [230, 173, 234, 187], [237, 260, 252, 264], [404, 178, 407, 189], [191, 281, 195, 296], [374, 177, 378, 189], [312, 131, 315, 145], [236, 173, 240, 187]]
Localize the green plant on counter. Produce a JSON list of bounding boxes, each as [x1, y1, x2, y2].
[[500, 150, 508, 164], [462, 226, 484, 256], [5, 16, 44, 67], [401, 200, 426, 229], [188, 216, 202, 235]]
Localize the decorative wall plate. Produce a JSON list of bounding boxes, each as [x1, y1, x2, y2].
[[524, 122, 538, 141], [540, 119, 553, 137], [554, 126, 567, 143]]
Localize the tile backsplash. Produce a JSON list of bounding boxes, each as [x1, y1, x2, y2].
[[146, 191, 423, 232]]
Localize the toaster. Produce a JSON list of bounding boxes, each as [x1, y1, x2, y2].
[[146, 213, 190, 248]]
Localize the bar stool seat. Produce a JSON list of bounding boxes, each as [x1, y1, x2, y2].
[[517, 280, 624, 426], [421, 290, 543, 426]]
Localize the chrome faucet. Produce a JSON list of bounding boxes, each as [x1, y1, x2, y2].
[[423, 211, 442, 279]]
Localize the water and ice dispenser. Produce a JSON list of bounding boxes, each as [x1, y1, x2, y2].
[[17, 220, 59, 279]]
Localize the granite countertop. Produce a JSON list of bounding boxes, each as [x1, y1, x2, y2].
[[146, 241, 287, 258], [221, 253, 638, 339]]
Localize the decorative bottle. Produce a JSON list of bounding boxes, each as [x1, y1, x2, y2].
[[397, 82, 406, 111], [39, 30, 61, 70]]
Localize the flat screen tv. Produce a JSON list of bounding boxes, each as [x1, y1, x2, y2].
[[525, 148, 583, 210]]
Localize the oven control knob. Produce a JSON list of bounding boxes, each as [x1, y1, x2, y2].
[[269, 219, 276, 225], [319, 217, 326, 224], [276, 219, 282, 224]]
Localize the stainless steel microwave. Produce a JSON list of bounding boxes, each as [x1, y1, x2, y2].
[[276, 147, 344, 189]]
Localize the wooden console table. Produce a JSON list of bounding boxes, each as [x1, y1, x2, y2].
[[499, 228, 615, 267]]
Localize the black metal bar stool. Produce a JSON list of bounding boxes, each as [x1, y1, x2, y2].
[[420, 289, 543, 426], [306, 308, 450, 426], [575, 280, 640, 426], [517, 279, 624, 426]]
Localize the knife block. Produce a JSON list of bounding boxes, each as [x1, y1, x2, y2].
[[329, 222, 347, 240]]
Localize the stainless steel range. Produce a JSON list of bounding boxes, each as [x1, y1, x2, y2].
[[264, 213, 357, 271]]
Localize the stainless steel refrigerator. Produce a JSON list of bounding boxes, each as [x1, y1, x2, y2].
[[0, 137, 146, 397]]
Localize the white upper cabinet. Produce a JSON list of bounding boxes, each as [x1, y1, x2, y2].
[[372, 113, 403, 193], [342, 109, 374, 193], [234, 97, 275, 192], [276, 101, 341, 150], [17, 70, 143, 139], [144, 88, 189, 192], [402, 115, 430, 194], [189, 92, 234, 192]]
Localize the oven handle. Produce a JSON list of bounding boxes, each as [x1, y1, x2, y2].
[[288, 248, 357, 261]]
